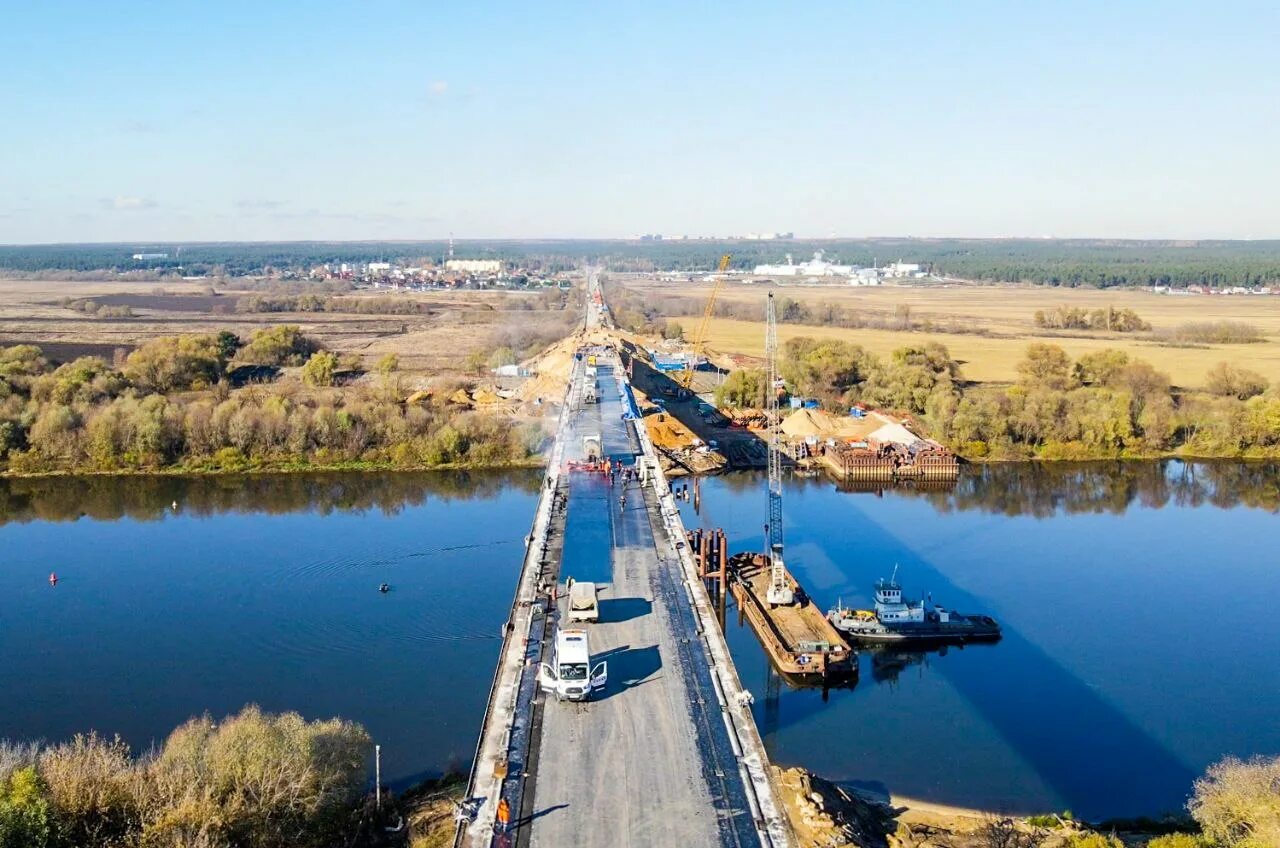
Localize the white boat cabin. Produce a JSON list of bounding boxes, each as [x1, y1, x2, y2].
[[874, 574, 951, 624]]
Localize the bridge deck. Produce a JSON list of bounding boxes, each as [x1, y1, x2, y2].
[[458, 275, 787, 848], [525, 364, 756, 847]]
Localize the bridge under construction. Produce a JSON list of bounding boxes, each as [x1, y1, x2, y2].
[[455, 273, 790, 848]]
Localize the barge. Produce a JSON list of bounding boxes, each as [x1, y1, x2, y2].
[[728, 552, 855, 682], [827, 567, 1000, 644]]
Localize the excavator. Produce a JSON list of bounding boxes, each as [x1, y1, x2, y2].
[[677, 253, 732, 390]]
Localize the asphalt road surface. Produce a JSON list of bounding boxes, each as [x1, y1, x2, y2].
[[523, 356, 758, 848]]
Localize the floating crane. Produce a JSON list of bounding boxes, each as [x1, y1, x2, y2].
[[678, 253, 732, 390], [764, 291, 794, 606]]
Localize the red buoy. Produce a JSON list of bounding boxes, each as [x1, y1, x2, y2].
[[49, 572, 58, 586]]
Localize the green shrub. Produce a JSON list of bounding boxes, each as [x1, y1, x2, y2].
[[1147, 835, 1213, 848], [301, 351, 338, 387], [1067, 834, 1124, 848], [235, 325, 318, 367], [0, 766, 54, 848]]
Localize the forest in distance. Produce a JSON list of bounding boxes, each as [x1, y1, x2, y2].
[[6, 238, 1280, 288]]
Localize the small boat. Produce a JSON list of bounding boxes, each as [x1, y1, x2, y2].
[[827, 566, 1000, 643]]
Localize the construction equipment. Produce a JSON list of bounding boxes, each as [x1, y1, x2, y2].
[[764, 291, 794, 606], [678, 253, 732, 389]]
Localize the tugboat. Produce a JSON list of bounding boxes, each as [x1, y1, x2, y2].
[[827, 566, 1000, 643]]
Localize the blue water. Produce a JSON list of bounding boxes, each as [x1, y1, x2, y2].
[[0, 471, 541, 787], [677, 461, 1280, 819], [2, 463, 1276, 817]]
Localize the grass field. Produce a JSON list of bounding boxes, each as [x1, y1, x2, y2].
[[629, 279, 1280, 388], [0, 278, 571, 377]]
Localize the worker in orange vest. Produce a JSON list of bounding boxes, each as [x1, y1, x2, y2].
[[496, 797, 511, 833]]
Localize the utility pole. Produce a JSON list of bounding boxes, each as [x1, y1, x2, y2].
[[375, 744, 382, 811]]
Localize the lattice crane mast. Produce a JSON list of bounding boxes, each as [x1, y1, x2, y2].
[[678, 253, 732, 390], [764, 291, 794, 606]]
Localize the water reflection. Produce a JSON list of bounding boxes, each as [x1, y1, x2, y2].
[[865, 642, 1000, 686], [765, 460, 1280, 516], [0, 469, 544, 526]]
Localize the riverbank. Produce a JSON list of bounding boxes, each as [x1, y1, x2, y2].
[[0, 454, 547, 479], [775, 767, 1204, 848]]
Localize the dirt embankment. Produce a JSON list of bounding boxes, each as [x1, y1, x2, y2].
[[775, 766, 1155, 848]]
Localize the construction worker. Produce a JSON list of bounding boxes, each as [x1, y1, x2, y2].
[[496, 797, 511, 833]]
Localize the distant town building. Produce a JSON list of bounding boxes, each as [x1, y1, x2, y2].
[[132, 252, 168, 260], [754, 250, 853, 277], [446, 259, 502, 274], [884, 261, 923, 277]]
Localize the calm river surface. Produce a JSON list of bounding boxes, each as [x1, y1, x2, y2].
[[0, 471, 542, 788], [1, 462, 1277, 817], [678, 461, 1280, 819]]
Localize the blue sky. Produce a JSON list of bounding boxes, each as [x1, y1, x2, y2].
[[2, 1, 1277, 243]]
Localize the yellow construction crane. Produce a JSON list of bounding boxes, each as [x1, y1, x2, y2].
[[679, 253, 731, 389]]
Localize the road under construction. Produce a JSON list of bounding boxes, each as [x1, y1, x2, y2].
[[455, 271, 791, 848]]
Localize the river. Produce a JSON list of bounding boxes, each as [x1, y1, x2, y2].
[[678, 461, 1280, 820], [1, 462, 1277, 818], [0, 471, 543, 788]]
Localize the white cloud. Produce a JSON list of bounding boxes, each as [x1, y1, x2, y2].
[[107, 196, 157, 211], [428, 80, 448, 96]]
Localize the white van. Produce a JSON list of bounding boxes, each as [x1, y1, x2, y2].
[[539, 628, 607, 702], [567, 580, 599, 622]]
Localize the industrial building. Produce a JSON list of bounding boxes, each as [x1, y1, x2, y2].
[[753, 250, 853, 277]]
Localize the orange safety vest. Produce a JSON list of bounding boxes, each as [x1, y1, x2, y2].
[[497, 799, 510, 824]]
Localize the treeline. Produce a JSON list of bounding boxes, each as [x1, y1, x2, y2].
[[60, 299, 135, 319], [0, 332, 541, 475], [9, 239, 1280, 288], [718, 337, 1280, 459], [234, 294, 431, 315], [0, 706, 376, 848], [232, 286, 571, 317], [1165, 321, 1264, 344], [0, 241, 579, 277], [1034, 305, 1150, 332]]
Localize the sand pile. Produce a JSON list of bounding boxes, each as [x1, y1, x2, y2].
[[644, 412, 699, 451], [780, 408, 880, 440], [471, 386, 503, 405]]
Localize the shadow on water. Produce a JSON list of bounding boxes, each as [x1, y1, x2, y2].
[[728, 509, 1199, 817]]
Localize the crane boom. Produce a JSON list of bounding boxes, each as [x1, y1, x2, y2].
[[679, 253, 731, 389], [765, 290, 794, 606]]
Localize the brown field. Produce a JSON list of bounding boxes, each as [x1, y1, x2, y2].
[[627, 278, 1280, 388], [0, 278, 573, 376]]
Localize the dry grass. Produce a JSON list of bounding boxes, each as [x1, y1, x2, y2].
[[629, 279, 1280, 388], [0, 278, 566, 378]]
